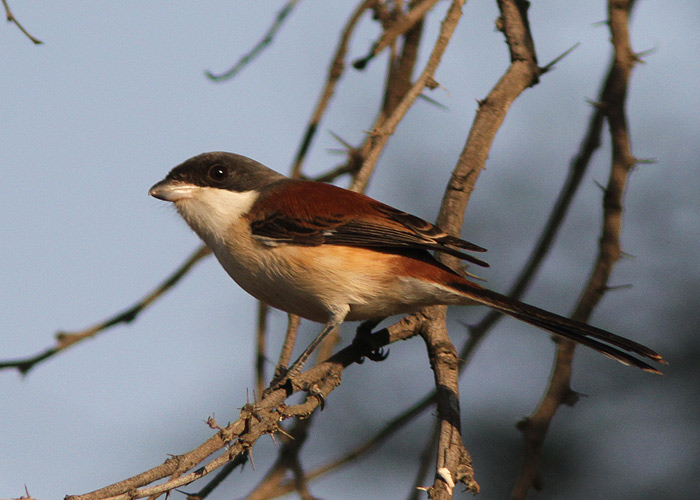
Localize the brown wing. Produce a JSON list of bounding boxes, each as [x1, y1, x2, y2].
[[247, 180, 489, 268]]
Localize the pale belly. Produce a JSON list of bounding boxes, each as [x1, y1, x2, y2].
[[211, 235, 464, 324]]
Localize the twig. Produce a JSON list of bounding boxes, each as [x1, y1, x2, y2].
[[256, 302, 270, 398], [244, 327, 339, 500], [0, 245, 211, 375], [351, 0, 469, 194], [272, 314, 301, 380], [352, 0, 440, 69], [510, 1, 640, 498], [410, 1, 541, 497], [289, 0, 374, 178], [205, 0, 301, 81], [2, 0, 42, 44], [380, 0, 427, 119]]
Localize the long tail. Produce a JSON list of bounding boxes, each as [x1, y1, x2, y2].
[[451, 281, 666, 374]]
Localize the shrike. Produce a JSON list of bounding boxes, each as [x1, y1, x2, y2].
[[149, 152, 664, 378]]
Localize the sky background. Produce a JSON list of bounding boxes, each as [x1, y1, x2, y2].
[[1, 1, 699, 499]]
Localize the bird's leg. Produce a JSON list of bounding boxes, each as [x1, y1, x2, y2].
[[352, 318, 390, 362], [265, 307, 348, 394]]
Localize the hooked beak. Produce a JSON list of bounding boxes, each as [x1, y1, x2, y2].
[[148, 179, 198, 202]]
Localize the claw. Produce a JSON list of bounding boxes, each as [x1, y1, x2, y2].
[[365, 347, 389, 361], [352, 320, 390, 363]]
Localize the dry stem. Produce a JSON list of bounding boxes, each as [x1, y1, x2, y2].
[[510, 1, 640, 497]]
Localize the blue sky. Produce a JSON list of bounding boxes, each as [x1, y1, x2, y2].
[[2, 2, 699, 499]]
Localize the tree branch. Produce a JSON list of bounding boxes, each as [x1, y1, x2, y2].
[[0, 245, 211, 375], [64, 316, 420, 500], [351, 0, 467, 193], [419, 308, 479, 499], [352, 0, 440, 70], [510, 1, 641, 497], [205, 0, 302, 81], [414, 1, 541, 497], [2, 0, 42, 44], [289, 0, 374, 178]]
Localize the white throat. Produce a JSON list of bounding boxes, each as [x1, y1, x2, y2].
[[174, 187, 258, 247]]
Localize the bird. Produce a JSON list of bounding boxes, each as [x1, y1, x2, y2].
[[149, 152, 665, 379]]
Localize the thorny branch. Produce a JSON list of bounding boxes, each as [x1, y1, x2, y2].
[[63, 316, 421, 500], [416, 0, 541, 497], [510, 1, 641, 497], [289, 0, 375, 178], [0, 245, 211, 375], [350, 0, 464, 193]]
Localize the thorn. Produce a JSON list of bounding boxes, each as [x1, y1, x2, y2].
[[417, 93, 448, 110], [206, 414, 221, 430], [425, 76, 439, 90], [248, 449, 255, 470], [277, 426, 295, 440], [634, 157, 657, 165], [634, 46, 657, 62], [593, 179, 605, 191], [174, 488, 199, 500], [562, 388, 585, 407], [329, 130, 353, 149], [540, 42, 581, 74], [585, 97, 605, 109], [603, 283, 633, 292], [619, 250, 636, 260]]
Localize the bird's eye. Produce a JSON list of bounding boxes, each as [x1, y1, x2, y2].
[[207, 164, 229, 184]]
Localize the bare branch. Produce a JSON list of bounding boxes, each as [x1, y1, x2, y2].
[[352, 0, 440, 69], [2, 0, 42, 44], [418, 1, 541, 496], [0, 245, 211, 375], [290, 0, 374, 178], [272, 314, 302, 381], [64, 316, 420, 500], [205, 0, 301, 81], [351, 0, 468, 193], [510, 1, 641, 497], [255, 302, 270, 397], [419, 307, 479, 499]]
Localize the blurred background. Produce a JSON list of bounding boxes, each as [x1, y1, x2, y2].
[[1, 1, 698, 499]]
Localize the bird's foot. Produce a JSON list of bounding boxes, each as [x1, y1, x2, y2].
[[263, 365, 299, 397], [352, 320, 390, 363]]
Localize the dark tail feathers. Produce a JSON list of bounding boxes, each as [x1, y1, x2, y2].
[[453, 282, 666, 374]]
